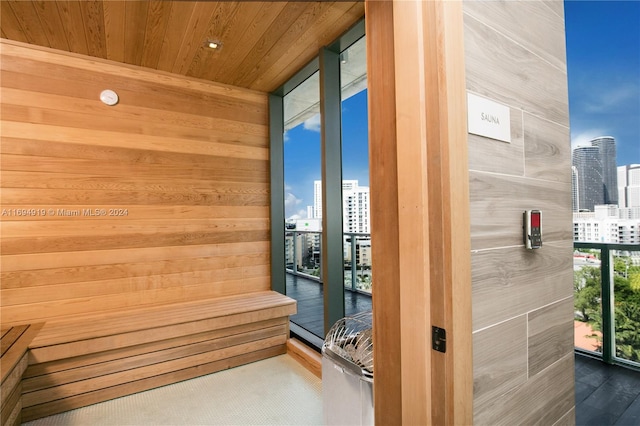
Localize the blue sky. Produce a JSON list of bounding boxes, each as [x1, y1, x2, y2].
[[284, 2, 640, 219], [565, 0, 640, 166], [284, 90, 369, 219]]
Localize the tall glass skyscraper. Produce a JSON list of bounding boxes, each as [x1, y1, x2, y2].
[[572, 146, 603, 211], [590, 136, 618, 205]]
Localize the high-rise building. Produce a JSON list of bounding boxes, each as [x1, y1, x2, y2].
[[573, 205, 640, 244], [571, 166, 579, 212], [618, 164, 640, 209], [590, 136, 618, 205], [313, 179, 370, 233], [572, 146, 603, 212]]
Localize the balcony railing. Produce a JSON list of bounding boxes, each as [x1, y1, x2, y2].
[[284, 230, 372, 294], [574, 242, 640, 369]]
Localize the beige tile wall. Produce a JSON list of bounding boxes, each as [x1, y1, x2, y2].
[[463, 1, 575, 424]]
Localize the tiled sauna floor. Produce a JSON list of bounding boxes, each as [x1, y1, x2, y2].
[[23, 354, 322, 426]]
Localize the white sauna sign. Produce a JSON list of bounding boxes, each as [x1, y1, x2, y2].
[[467, 93, 511, 143]]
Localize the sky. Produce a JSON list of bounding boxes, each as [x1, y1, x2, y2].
[[284, 1, 640, 219], [284, 90, 369, 219], [564, 0, 640, 167]]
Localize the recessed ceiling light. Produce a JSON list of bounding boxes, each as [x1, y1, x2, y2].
[[206, 40, 221, 49]]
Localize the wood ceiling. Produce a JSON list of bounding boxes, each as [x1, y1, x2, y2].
[[0, 1, 365, 93]]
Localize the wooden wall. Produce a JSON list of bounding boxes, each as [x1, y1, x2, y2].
[[463, 2, 575, 424], [0, 39, 271, 326]]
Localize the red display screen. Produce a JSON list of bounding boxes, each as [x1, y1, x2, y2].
[[531, 212, 540, 228]]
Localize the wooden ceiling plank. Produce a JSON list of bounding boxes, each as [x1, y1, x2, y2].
[[0, 2, 30, 44], [170, 2, 220, 75], [123, 0, 149, 65], [257, 2, 365, 92], [200, 2, 286, 81], [55, 1, 89, 56], [5, 1, 51, 47], [31, 1, 70, 51], [103, 1, 126, 62], [79, 0, 107, 59], [187, 2, 262, 80], [229, 2, 311, 88], [155, 1, 196, 72], [140, 0, 173, 69], [239, 1, 346, 90], [208, 2, 288, 84]]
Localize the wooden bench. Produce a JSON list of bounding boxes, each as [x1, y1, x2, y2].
[[1, 324, 43, 426], [20, 291, 295, 422]]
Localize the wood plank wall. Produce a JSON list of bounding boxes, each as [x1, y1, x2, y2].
[[0, 39, 271, 327], [462, 2, 576, 425]]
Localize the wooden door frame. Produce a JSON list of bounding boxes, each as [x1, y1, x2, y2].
[[366, 1, 472, 424]]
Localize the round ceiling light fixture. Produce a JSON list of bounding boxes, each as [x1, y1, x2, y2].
[[99, 89, 119, 106]]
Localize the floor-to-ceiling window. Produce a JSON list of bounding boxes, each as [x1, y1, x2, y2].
[[339, 36, 371, 316], [282, 71, 324, 340], [270, 22, 367, 347]]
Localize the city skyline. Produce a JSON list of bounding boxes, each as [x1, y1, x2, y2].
[[565, 1, 640, 166], [285, 1, 639, 220]]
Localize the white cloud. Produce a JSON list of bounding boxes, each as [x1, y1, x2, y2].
[[570, 128, 609, 150], [288, 209, 309, 220], [303, 114, 321, 132], [284, 192, 302, 212]]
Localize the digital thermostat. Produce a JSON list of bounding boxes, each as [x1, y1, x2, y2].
[[100, 89, 119, 106], [523, 210, 542, 249]]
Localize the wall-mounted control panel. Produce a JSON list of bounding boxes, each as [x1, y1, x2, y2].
[[523, 210, 542, 249]]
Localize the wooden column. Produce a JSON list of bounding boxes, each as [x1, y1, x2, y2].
[[366, 1, 472, 424]]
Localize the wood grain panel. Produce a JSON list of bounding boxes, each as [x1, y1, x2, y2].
[[188, 2, 266, 81], [463, 0, 567, 71], [0, 2, 363, 92], [24, 318, 286, 378], [472, 241, 573, 331], [154, 2, 196, 71], [23, 325, 286, 393], [139, 0, 172, 69], [123, 0, 148, 65], [553, 407, 575, 426], [55, 1, 89, 55], [4, 2, 50, 47], [468, 105, 524, 175], [0, 2, 28, 44], [251, 2, 364, 92], [2, 241, 269, 272], [366, 1, 403, 423], [171, 2, 223, 75], [79, 0, 106, 58], [474, 353, 574, 425], [1, 250, 268, 289], [102, 1, 125, 62], [31, 2, 70, 51], [0, 40, 267, 104], [232, 2, 330, 88], [469, 171, 572, 250], [463, 13, 569, 126], [473, 316, 527, 407], [224, 3, 309, 87], [528, 297, 574, 376], [0, 40, 271, 326], [523, 113, 571, 183]]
